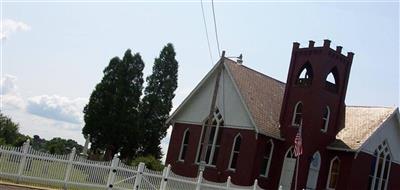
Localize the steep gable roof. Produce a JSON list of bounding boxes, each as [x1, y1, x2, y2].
[[224, 58, 285, 139], [168, 57, 396, 146], [223, 59, 397, 146], [328, 106, 396, 150]]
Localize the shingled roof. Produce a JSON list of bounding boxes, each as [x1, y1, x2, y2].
[[329, 106, 395, 150], [223, 58, 396, 149], [224, 58, 285, 139]]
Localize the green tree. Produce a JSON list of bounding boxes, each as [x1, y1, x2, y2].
[[45, 137, 83, 154], [0, 112, 19, 145], [130, 155, 164, 171], [139, 43, 178, 159], [13, 134, 29, 147], [83, 49, 145, 160], [31, 135, 47, 151]]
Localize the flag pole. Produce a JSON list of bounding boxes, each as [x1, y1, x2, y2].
[[294, 122, 303, 190], [295, 154, 300, 190]]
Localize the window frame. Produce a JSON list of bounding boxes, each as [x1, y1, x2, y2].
[[178, 128, 190, 162], [228, 133, 242, 171], [325, 67, 339, 93], [291, 101, 303, 127], [321, 106, 330, 133], [368, 140, 392, 190], [260, 139, 274, 178], [295, 62, 313, 86], [285, 146, 295, 159], [326, 156, 340, 190], [195, 108, 224, 167]]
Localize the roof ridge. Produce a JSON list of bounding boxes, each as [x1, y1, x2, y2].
[[224, 58, 286, 85], [346, 105, 396, 109], [223, 57, 285, 139]]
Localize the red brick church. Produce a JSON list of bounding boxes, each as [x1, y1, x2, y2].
[[165, 40, 400, 190]]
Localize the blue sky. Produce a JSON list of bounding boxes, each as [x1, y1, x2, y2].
[[1, 1, 398, 159]]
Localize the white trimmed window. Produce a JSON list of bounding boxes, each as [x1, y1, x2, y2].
[[292, 101, 303, 127], [368, 140, 392, 190], [178, 129, 190, 161], [228, 134, 241, 170], [196, 108, 224, 166], [260, 139, 274, 177], [321, 106, 330, 132], [326, 156, 340, 189]]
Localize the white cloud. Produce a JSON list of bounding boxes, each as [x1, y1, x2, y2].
[[26, 95, 86, 124], [0, 74, 85, 144], [3, 109, 85, 144], [2, 94, 25, 110], [1, 74, 18, 95], [1, 19, 31, 40], [1, 74, 25, 110]]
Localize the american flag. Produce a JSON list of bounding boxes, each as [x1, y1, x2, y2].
[[294, 126, 303, 157]]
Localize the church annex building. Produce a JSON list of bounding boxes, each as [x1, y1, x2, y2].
[[165, 40, 400, 190]]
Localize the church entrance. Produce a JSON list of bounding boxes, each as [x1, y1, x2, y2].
[[306, 151, 321, 189], [279, 147, 296, 190]]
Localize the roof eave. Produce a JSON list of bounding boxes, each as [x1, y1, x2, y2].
[[256, 131, 285, 141], [326, 146, 357, 152]]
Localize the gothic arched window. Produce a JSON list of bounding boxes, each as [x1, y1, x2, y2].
[[260, 139, 274, 177], [325, 68, 339, 93], [178, 129, 190, 161], [327, 156, 340, 189], [196, 108, 224, 166], [367, 140, 391, 190], [296, 62, 313, 86], [228, 134, 242, 170], [321, 106, 330, 132], [292, 101, 303, 127]]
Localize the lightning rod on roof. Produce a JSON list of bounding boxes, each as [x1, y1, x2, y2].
[[237, 54, 243, 65]]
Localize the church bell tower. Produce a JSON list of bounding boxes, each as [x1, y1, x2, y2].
[[279, 39, 354, 151]]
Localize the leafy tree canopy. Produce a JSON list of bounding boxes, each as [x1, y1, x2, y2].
[[130, 155, 164, 171], [83, 44, 179, 161], [139, 43, 178, 159], [83, 49, 145, 160], [0, 112, 20, 146]]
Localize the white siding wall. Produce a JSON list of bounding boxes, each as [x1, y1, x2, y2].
[[216, 68, 253, 128], [174, 73, 216, 123], [361, 114, 400, 164], [174, 67, 254, 129]]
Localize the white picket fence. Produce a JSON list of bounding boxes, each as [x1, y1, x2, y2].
[[0, 140, 264, 190]]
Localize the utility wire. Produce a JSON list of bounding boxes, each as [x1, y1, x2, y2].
[[211, 0, 221, 57], [200, 0, 214, 64]]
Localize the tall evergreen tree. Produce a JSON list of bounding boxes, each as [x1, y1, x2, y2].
[[82, 49, 144, 160], [139, 43, 178, 159]]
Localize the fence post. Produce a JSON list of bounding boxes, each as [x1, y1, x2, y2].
[[160, 164, 171, 190], [252, 179, 258, 190], [226, 176, 231, 189], [63, 147, 76, 190], [17, 139, 30, 183], [106, 154, 119, 189], [159, 167, 167, 190], [196, 171, 203, 190], [133, 162, 145, 190]]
